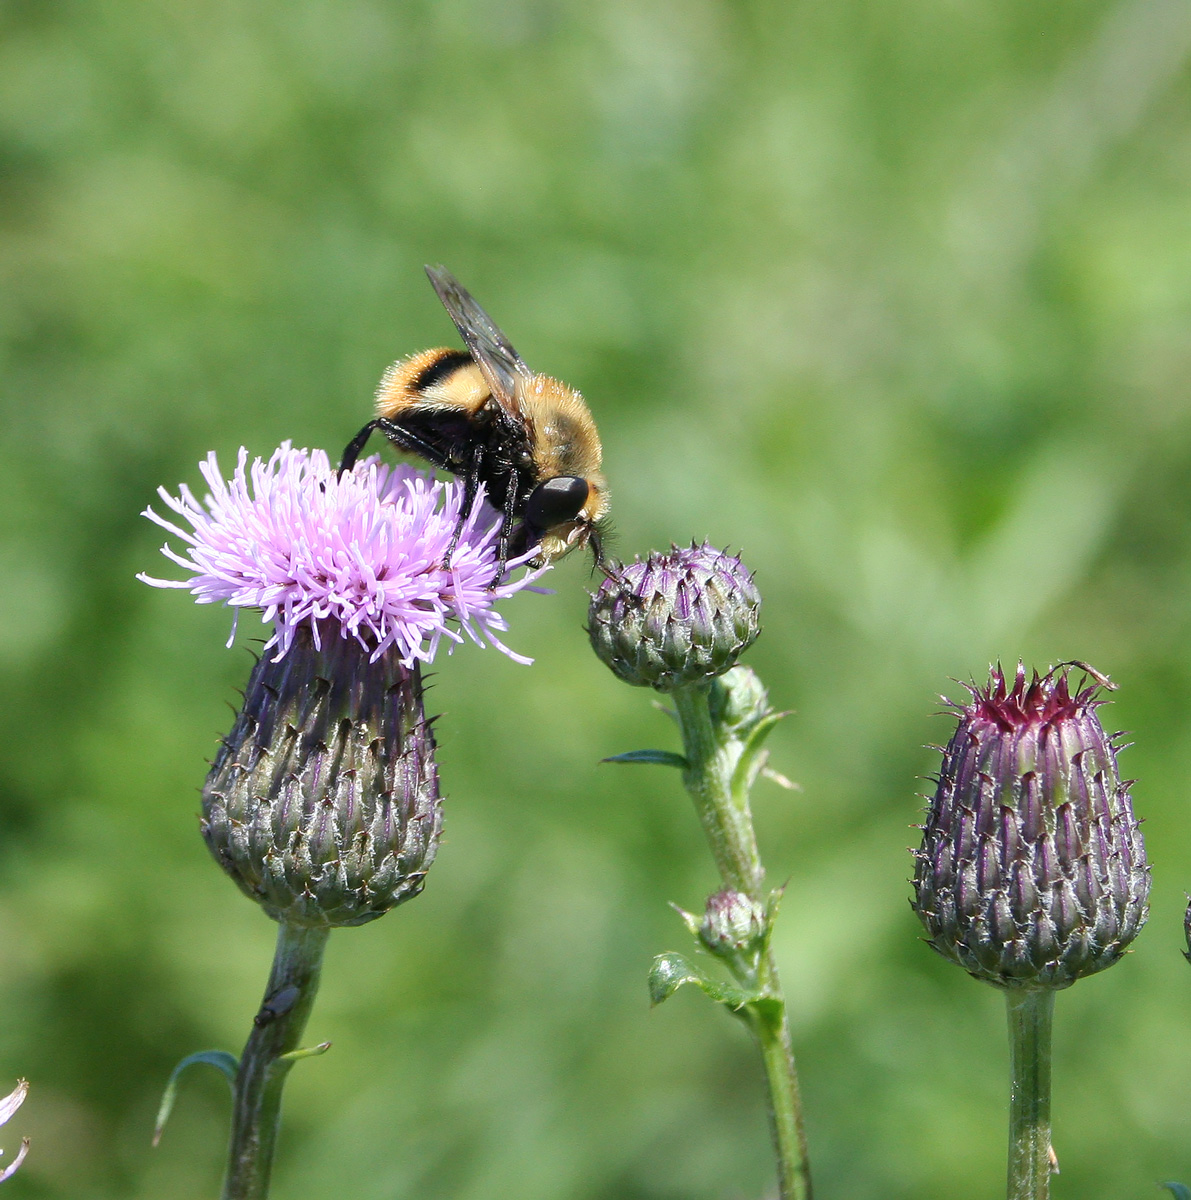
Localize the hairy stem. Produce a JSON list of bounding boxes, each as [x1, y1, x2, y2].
[[222, 922, 330, 1200], [1006, 988, 1054, 1200], [752, 946, 811, 1200], [672, 683, 812, 1200], [673, 686, 763, 894]]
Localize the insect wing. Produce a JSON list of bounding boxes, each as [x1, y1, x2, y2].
[[424, 265, 532, 415]]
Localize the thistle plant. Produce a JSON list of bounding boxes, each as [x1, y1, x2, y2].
[[589, 543, 811, 1200], [912, 663, 1149, 1200], [140, 444, 543, 1200]]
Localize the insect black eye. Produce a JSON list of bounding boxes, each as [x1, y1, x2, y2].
[[524, 476, 589, 528]]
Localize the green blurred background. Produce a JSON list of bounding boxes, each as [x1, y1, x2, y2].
[[2, 0, 1191, 1196]]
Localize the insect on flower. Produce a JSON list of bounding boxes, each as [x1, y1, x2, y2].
[[139, 444, 550, 927], [340, 266, 611, 581]]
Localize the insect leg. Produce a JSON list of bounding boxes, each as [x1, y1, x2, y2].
[[338, 420, 381, 475], [587, 524, 607, 570], [490, 471, 521, 588], [373, 419, 458, 471], [587, 525, 630, 589], [340, 417, 458, 476], [443, 442, 485, 569]]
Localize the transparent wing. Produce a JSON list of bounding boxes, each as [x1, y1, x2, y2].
[[425, 265, 532, 415]]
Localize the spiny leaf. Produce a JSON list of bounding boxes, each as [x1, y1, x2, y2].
[[1161, 1185, 1191, 1200]]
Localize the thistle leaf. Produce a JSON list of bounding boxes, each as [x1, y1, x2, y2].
[[153, 1050, 238, 1147], [602, 749, 688, 768], [277, 1041, 332, 1063], [730, 711, 791, 797], [648, 952, 760, 1011]]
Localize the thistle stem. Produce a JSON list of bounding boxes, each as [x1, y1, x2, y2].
[[673, 685, 763, 894], [222, 922, 330, 1200], [672, 683, 812, 1200], [1006, 988, 1054, 1200], [752, 947, 810, 1200]]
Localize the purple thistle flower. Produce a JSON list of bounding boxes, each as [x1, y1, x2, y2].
[[139, 443, 546, 665]]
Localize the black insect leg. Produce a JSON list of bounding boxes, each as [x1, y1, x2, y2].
[[342, 417, 460, 478], [339, 420, 382, 475], [443, 442, 485, 569], [490, 470, 522, 588], [587, 525, 631, 590], [587, 524, 607, 571]]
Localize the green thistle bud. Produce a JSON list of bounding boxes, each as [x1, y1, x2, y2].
[[588, 543, 760, 691], [203, 624, 441, 928], [912, 663, 1149, 989], [698, 889, 767, 959], [710, 665, 771, 732]]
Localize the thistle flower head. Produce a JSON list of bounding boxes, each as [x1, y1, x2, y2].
[[139, 443, 545, 926], [587, 542, 760, 691], [912, 663, 1149, 990], [139, 444, 545, 665]]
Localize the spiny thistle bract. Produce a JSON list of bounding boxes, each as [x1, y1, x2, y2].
[[202, 625, 440, 926], [587, 542, 760, 691], [912, 663, 1149, 989], [141, 444, 544, 926]]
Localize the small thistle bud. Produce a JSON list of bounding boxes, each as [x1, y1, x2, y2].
[[203, 624, 441, 927], [588, 543, 760, 691], [698, 889, 767, 960], [709, 665, 771, 732], [912, 663, 1149, 989], [1184, 898, 1191, 965]]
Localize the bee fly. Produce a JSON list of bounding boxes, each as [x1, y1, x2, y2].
[[340, 266, 611, 582]]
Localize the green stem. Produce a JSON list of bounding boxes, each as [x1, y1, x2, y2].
[[1006, 988, 1054, 1200], [673, 683, 812, 1200], [222, 922, 330, 1200], [753, 947, 811, 1200], [673, 685, 763, 894]]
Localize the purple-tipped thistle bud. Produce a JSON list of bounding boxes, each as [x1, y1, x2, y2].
[[203, 624, 440, 927], [588, 543, 760, 691], [698, 889, 768, 960], [912, 663, 1149, 989]]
